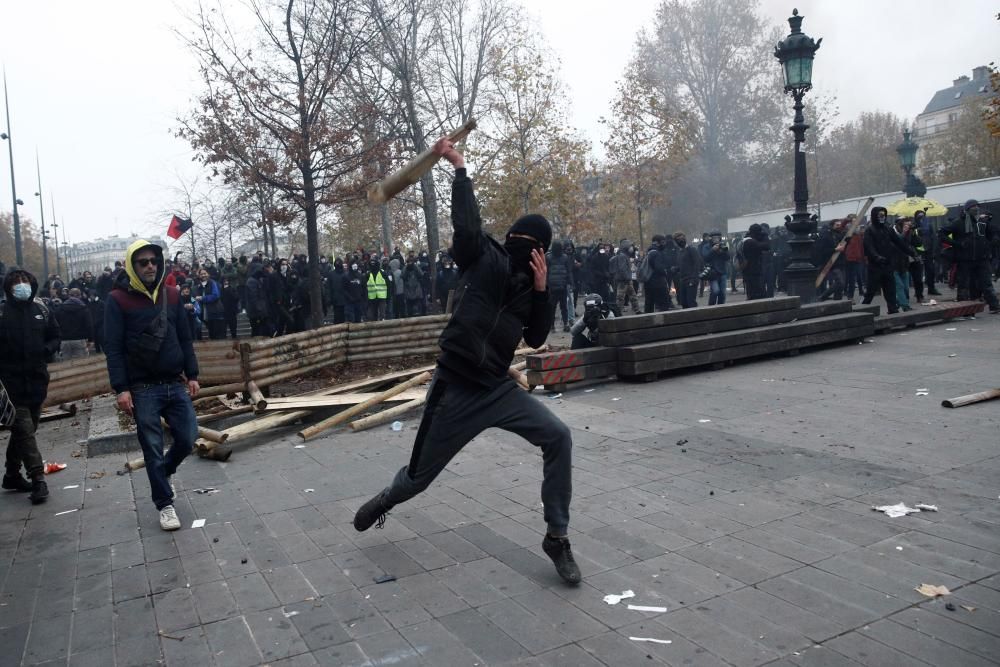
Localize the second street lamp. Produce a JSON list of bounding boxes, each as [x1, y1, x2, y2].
[[896, 128, 926, 197], [774, 8, 821, 303]]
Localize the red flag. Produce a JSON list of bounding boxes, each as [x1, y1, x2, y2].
[[166, 215, 193, 240]]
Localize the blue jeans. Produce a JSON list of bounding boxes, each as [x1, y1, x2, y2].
[[132, 382, 198, 510], [894, 271, 911, 309], [708, 276, 727, 305]]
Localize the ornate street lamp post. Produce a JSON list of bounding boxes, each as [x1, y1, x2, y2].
[[896, 129, 926, 197], [2, 70, 23, 267], [774, 8, 821, 303]]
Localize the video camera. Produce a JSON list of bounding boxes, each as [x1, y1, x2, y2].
[[582, 294, 614, 344]]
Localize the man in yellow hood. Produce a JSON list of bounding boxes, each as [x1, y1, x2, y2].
[[104, 240, 200, 531]]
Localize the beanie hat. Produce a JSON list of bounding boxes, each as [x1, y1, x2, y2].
[[507, 214, 552, 252], [964, 199, 979, 210], [747, 224, 762, 236], [672, 231, 686, 241]]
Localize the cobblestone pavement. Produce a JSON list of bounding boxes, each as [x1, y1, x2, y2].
[[2, 303, 999, 666]]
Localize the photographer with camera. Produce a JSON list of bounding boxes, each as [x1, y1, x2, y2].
[[699, 231, 730, 305], [938, 200, 999, 313], [570, 293, 616, 350]]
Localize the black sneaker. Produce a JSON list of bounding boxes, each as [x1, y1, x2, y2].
[[2, 473, 32, 492], [29, 479, 49, 505], [542, 534, 581, 584], [353, 491, 393, 532]]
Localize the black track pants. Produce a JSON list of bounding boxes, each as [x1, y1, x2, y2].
[[383, 373, 573, 534]]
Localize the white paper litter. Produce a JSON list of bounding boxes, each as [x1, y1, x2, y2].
[[945, 327, 957, 331], [948, 354, 957, 358], [915, 504, 938, 512], [915, 391, 929, 397], [303, 488, 315, 493], [872, 503, 921, 518], [928, 299, 938, 306], [917, 388, 928, 392], [391, 421, 403, 431], [54, 509, 78, 516], [549, 393, 563, 400], [584, 389, 595, 393], [628, 604, 668, 613], [603, 590, 635, 605], [283, 610, 300, 618], [698, 419, 712, 423], [191, 519, 206, 528], [294, 445, 306, 449], [63, 484, 79, 490], [629, 637, 672, 645], [611, 397, 621, 401]]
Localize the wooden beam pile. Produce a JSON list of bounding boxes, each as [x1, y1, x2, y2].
[[872, 300, 985, 333]]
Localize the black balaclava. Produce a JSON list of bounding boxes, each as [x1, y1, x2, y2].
[[870, 206, 888, 227], [505, 214, 552, 273]]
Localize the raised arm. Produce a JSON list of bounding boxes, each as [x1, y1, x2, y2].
[[433, 137, 483, 269]]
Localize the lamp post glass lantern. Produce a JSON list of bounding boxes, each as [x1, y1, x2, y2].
[[774, 8, 821, 303], [896, 129, 926, 197]]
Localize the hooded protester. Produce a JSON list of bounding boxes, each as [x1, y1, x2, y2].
[[642, 235, 676, 313], [700, 231, 731, 306], [55, 287, 94, 359], [221, 277, 240, 338], [741, 224, 772, 300], [245, 263, 273, 337], [388, 258, 405, 320], [939, 199, 999, 312], [328, 259, 348, 324], [104, 240, 200, 531], [862, 206, 914, 314], [366, 257, 389, 321], [194, 268, 225, 339], [354, 137, 581, 586], [402, 255, 424, 317], [344, 261, 367, 323], [546, 239, 574, 330], [674, 231, 704, 308], [0, 268, 61, 503], [436, 256, 459, 313]]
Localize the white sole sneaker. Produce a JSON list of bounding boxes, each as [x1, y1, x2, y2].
[[159, 505, 181, 531]]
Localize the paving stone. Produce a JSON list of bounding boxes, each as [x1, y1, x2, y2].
[[622, 619, 730, 667], [478, 597, 573, 654], [362, 579, 432, 629], [140, 532, 178, 563], [397, 618, 490, 665], [0, 622, 29, 666], [244, 607, 311, 662], [731, 527, 831, 565], [114, 596, 157, 640], [110, 563, 149, 604], [74, 571, 113, 611], [67, 646, 115, 667], [361, 542, 426, 579], [22, 612, 71, 664], [160, 624, 214, 667], [262, 564, 318, 604], [146, 557, 184, 594], [889, 606, 1000, 662], [172, 527, 211, 556], [354, 629, 423, 666], [110, 540, 145, 571], [438, 608, 532, 664], [296, 557, 355, 596], [204, 616, 263, 667], [330, 550, 387, 588], [655, 607, 779, 667], [722, 587, 844, 642], [75, 546, 112, 578], [683, 595, 813, 654], [423, 530, 488, 563], [280, 532, 325, 564], [785, 644, 865, 666], [246, 535, 294, 569], [152, 587, 200, 634], [191, 579, 239, 624], [859, 618, 996, 667], [394, 536, 458, 571], [397, 571, 470, 618], [114, 634, 162, 667], [282, 599, 352, 651], [677, 536, 803, 584], [324, 589, 393, 639], [228, 572, 281, 613], [534, 642, 608, 666]]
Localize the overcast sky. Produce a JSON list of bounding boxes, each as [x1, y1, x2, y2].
[[0, 0, 996, 248]]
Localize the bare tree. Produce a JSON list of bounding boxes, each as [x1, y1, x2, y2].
[[178, 0, 377, 328]]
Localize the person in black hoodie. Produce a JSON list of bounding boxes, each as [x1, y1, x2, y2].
[[1, 268, 61, 504], [546, 239, 573, 331], [862, 206, 914, 314], [245, 264, 272, 337], [327, 259, 348, 324], [353, 137, 581, 585], [939, 199, 999, 312], [643, 235, 676, 312], [221, 277, 240, 338], [344, 261, 366, 322], [674, 232, 703, 308], [741, 224, 772, 300], [55, 287, 93, 359]]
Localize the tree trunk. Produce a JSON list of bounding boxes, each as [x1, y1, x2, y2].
[[419, 169, 439, 303], [269, 222, 277, 257], [380, 203, 392, 256]]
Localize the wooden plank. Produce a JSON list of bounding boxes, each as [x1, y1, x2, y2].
[[261, 389, 427, 411], [598, 296, 800, 334], [618, 324, 872, 376], [526, 361, 618, 386], [617, 313, 874, 363], [942, 388, 1000, 409], [852, 304, 881, 317], [873, 301, 986, 332], [600, 307, 799, 347], [525, 347, 617, 371], [795, 301, 853, 320]]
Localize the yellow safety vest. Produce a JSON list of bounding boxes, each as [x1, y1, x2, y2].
[[367, 271, 387, 300]]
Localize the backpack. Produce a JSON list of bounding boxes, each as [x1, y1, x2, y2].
[[637, 249, 656, 282], [734, 238, 748, 272]]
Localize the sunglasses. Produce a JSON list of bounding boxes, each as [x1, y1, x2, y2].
[[134, 258, 160, 268]]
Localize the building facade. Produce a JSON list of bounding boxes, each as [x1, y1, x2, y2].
[[64, 235, 169, 277], [913, 66, 992, 161]]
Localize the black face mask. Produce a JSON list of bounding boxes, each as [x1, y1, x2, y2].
[[504, 237, 538, 273], [675, 238, 686, 248]]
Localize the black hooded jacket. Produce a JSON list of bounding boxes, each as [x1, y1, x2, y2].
[[438, 168, 550, 386], [864, 207, 913, 268], [0, 269, 62, 405], [546, 240, 573, 292]]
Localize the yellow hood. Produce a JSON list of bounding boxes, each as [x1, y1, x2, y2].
[[123, 239, 166, 302]]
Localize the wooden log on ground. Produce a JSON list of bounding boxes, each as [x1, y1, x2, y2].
[[192, 381, 246, 399], [852, 304, 881, 317], [599, 296, 800, 334], [301, 364, 438, 396], [196, 405, 254, 424], [508, 366, 530, 390], [618, 313, 874, 363], [348, 397, 426, 431], [526, 347, 617, 371], [247, 381, 267, 411], [514, 344, 548, 356], [873, 300, 986, 333], [346, 314, 449, 333], [347, 337, 440, 355], [260, 389, 426, 411], [526, 362, 618, 387], [618, 323, 873, 376], [346, 323, 444, 340], [298, 371, 432, 440], [249, 354, 349, 388], [941, 388, 1000, 409], [39, 403, 78, 423], [160, 418, 229, 444], [249, 349, 348, 374], [251, 332, 347, 358], [600, 307, 800, 347], [794, 301, 853, 320]]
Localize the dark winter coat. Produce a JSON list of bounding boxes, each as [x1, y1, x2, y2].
[[676, 245, 704, 282], [940, 212, 995, 262], [0, 269, 61, 406], [864, 211, 913, 268], [402, 263, 423, 300], [345, 269, 366, 304], [546, 241, 573, 292], [245, 266, 270, 319], [55, 297, 93, 341], [193, 279, 224, 320], [699, 242, 730, 277], [741, 235, 771, 277], [439, 167, 550, 385], [327, 267, 348, 307], [103, 241, 199, 394]]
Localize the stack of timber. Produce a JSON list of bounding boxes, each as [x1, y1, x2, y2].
[[525, 348, 617, 392], [872, 300, 985, 333], [345, 314, 448, 362]]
